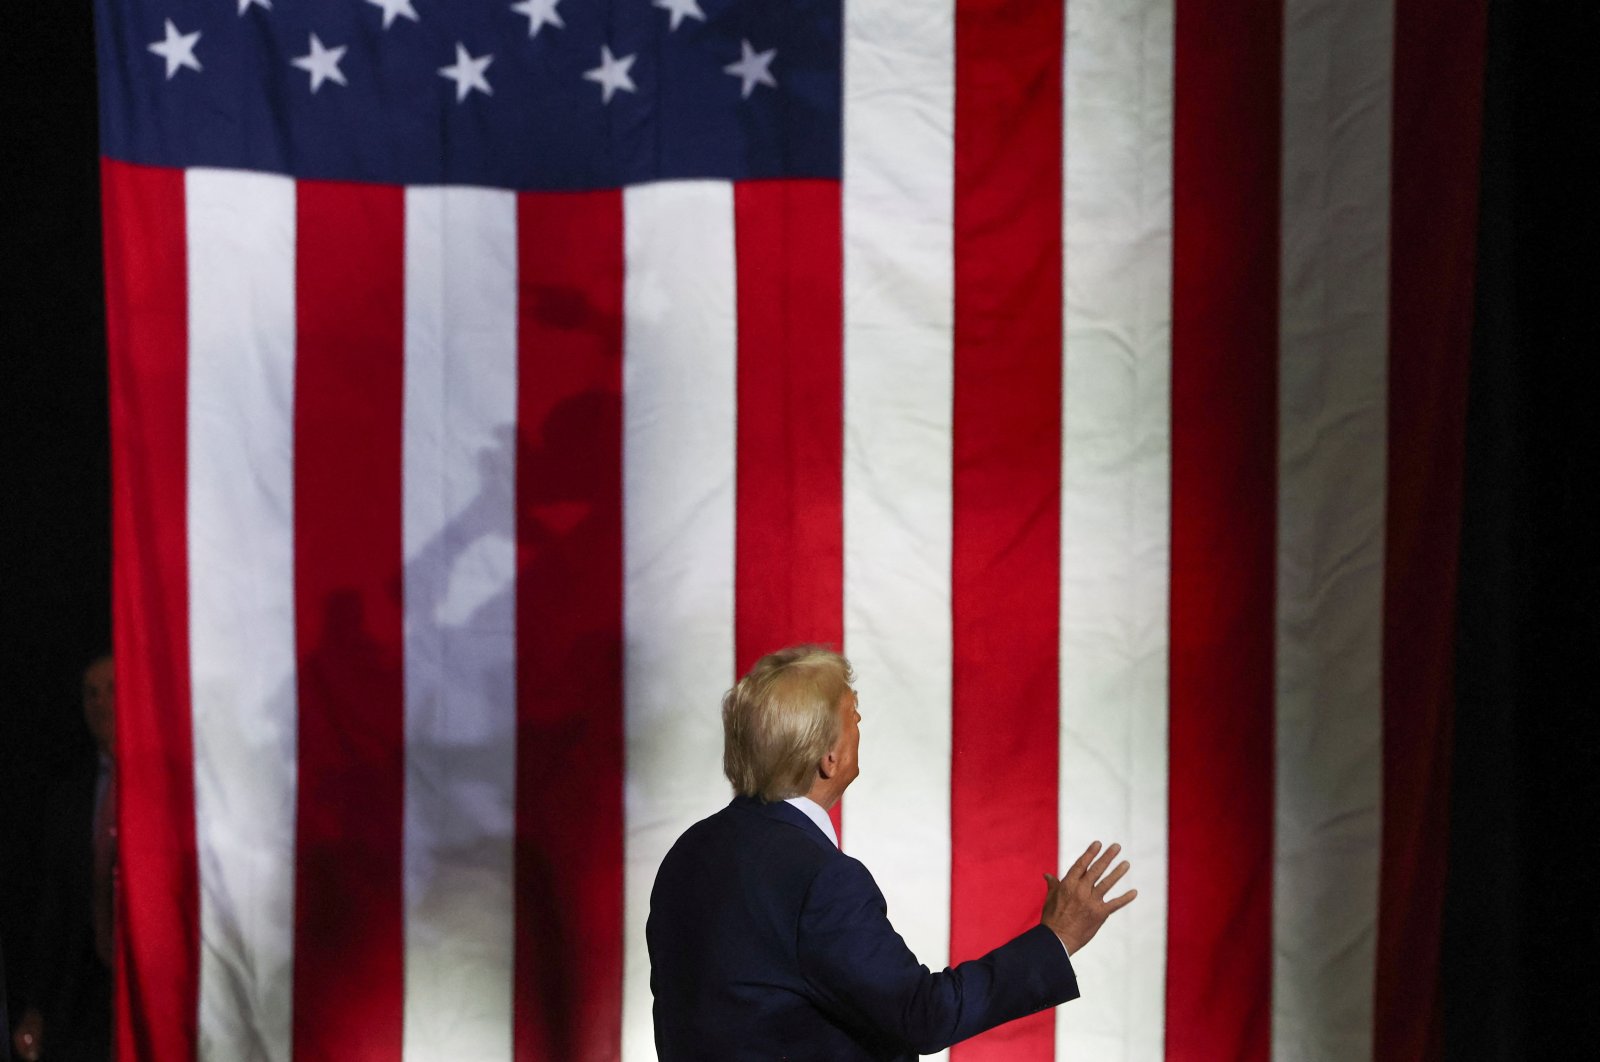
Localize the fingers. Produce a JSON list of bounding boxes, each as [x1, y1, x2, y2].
[[1105, 888, 1138, 912], [1085, 841, 1121, 882], [1066, 840, 1101, 883], [1093, 859, 1131, 898]]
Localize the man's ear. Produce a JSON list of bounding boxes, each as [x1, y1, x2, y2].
[[818, 748, 838, 780]]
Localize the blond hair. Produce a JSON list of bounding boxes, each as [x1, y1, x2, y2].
[[722, 646, 854, 802]]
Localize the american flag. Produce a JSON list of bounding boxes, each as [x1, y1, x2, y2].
[[96, 0, 1483, 1059]]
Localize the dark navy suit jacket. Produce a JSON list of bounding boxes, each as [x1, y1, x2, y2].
[[648, 796, 1079, 1060]]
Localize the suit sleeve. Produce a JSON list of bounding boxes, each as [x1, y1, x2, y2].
[[796, 855, 1079, 1055]]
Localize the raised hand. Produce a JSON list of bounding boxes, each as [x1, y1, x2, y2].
[[1040, 840, 1136, 955]]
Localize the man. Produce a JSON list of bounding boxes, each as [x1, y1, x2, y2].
[[12, 654, 116, 1062], [648, 646, 1136, 1059]]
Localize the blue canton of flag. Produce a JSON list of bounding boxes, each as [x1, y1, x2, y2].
[[97, 0, 842, 190]]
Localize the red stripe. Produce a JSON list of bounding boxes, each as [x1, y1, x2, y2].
[[1167, 1, 1281, 1058], [291, 181, 407, 1060], [104, 160, 200, 1062], [949, 1, 1063, 1057], [732, 179, 846, 835], [1377, 1, 1485, 1057], [513, 191, 626, 1062]]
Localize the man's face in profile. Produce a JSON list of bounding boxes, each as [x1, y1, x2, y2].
[[833, 688, 861, 792], [83, 655, 115, 755]]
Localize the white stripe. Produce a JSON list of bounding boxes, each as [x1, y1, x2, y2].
[[186, 168, 298, 1062], [841, 0, 955, 1027], [1056, 0, 1175, 1056], [401, 186, 520, 1060], [1274, 0, 1391, 1056], [619, 181, 738, 1062]]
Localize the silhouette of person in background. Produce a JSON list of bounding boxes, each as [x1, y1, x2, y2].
[[12, 654, 115, 1061]]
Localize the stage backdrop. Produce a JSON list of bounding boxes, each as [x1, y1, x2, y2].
[[94, 0, 1483, 1059]]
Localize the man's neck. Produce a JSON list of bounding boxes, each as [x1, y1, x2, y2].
[[805, 779, 844, 811], [783, 795, 839, 848]]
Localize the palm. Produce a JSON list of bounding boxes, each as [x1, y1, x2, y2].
[[1041, 840, 1137, 955]]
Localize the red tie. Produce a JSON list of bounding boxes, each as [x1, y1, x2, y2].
[[92, 765, 117, 968]]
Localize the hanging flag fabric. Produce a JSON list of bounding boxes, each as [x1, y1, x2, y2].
[[96, 0, 1484, 1059]]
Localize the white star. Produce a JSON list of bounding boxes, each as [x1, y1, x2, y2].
[[510, 0, 564, 38], [723, 39, 778, 99], [367, 0, 420, 30], [291, 34, 348, 94], [236, 0, 271, 14], [583, 45, 637, 104], [439, 43, 493, 102], [653, 0, 705, 32], [148, 20, 202, 80]]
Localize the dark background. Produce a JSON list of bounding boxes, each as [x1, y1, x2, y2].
[[2, 1, 1594, 1056], [2, 2, 113, 1034], [1444, 0, 1600, 1054]]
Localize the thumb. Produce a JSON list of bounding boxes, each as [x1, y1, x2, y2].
[[1044, 872, 1059, 889]]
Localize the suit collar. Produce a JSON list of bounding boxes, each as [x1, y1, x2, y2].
[[730, 795, 839, 852]]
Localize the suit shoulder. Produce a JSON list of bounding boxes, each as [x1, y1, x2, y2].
[[655, 807, 733, 868], [811, 850, 873, 886], [800, 851, 886, 921], [654, 801, 840, 898]]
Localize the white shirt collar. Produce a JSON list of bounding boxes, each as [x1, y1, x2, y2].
[[784, 795, 838, 848]]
